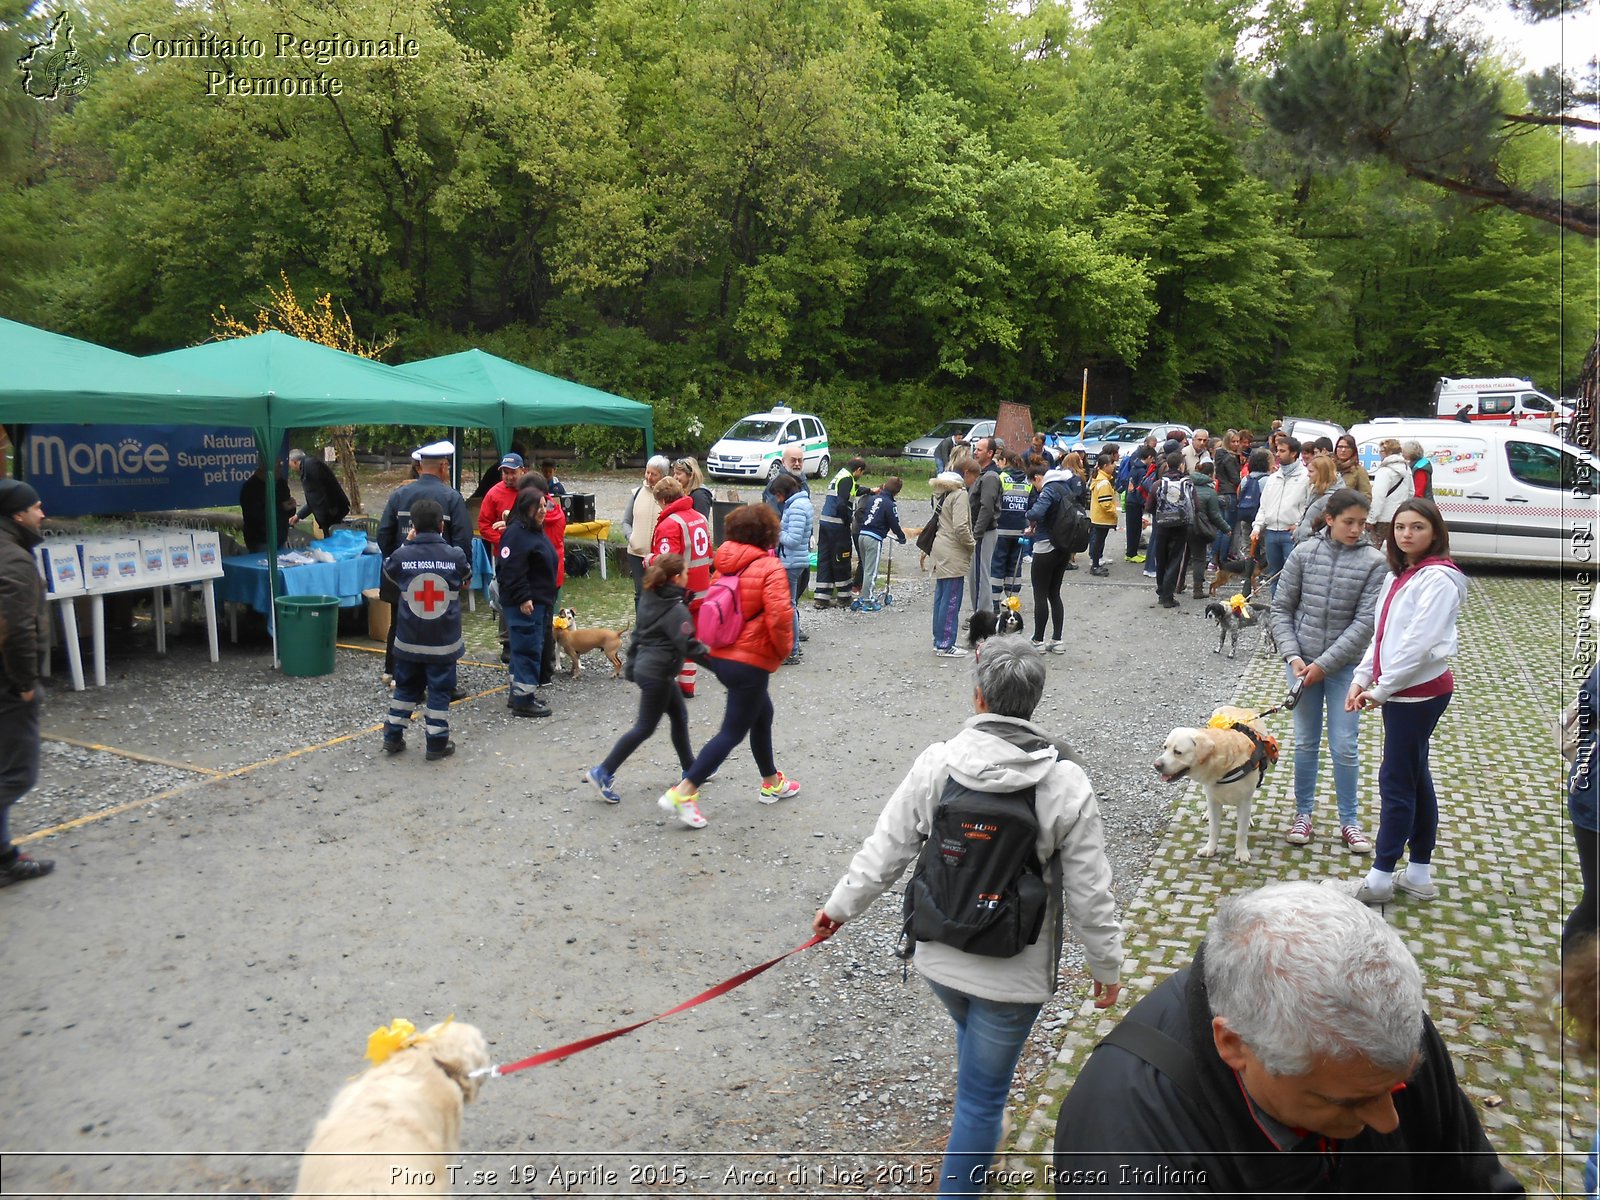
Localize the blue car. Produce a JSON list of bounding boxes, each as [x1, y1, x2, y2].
[[1044, 413, 1127, 454]]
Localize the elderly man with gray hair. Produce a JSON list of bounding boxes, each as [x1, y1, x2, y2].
[[622, 454, 671, 605], [1052, 881, 1522, 1195], [813, 634, 1123, 1196]]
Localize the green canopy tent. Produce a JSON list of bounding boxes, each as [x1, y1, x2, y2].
[[147, 332, 499, 664], [0, 316, 269, 424], [402, 348, 655, 455]]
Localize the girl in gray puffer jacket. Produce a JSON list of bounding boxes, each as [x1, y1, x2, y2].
[[1268, 489, 1389, 854]]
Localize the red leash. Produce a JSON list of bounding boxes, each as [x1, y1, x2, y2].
[[474, 934, 827, 1079]]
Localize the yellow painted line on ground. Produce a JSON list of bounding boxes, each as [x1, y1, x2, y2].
[[19, 683, 511, 845], [40, 734, 225, 777]]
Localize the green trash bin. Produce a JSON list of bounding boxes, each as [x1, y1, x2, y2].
[[276, 594, 340, 677]]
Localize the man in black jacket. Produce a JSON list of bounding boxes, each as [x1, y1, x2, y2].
[[287, 448, 351, 533], [1053, 881, 1522, 1196], [0, 480, 52, 887]]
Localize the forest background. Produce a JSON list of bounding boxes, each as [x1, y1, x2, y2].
[[0, 0, 1595, 458]]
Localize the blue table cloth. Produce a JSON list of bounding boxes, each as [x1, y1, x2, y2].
[[472, 537, 495, 595], [219, 553, 383, 615]]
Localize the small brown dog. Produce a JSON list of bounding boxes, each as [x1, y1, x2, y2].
[[292, 1019, 489, 1199], [553, 606, 627, 678]]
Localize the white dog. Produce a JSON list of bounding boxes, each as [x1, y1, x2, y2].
[[292, 1020, 489, 1199], [1154, 705, 1278, 864]]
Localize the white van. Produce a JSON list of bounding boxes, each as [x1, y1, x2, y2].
[[1351, 420, 1599, 566], [1433, 377, 1573, 438], [706, 406, 830, 481]]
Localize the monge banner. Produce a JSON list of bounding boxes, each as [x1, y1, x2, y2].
[[24, 425, 260, 516]]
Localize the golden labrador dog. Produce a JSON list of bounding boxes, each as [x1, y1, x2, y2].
[[553, 607, 626, 679], [1153, 705, 1278, 864], [292, 1020, 489, 1199]]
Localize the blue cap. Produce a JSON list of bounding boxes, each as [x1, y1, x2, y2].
[[499, 453, 525, 470]]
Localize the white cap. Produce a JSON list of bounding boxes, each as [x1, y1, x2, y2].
[[411, 439, 456, 461]]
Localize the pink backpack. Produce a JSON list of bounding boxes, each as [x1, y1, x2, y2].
[[695, 570, 747, 648]]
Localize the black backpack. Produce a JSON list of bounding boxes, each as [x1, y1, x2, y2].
[[1049, 490, 1091, 554], [916, 493, 945, 555], [900, 776, 1055, 959]]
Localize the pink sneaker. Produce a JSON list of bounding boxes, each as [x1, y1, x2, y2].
[[759, 772, 801, 803]]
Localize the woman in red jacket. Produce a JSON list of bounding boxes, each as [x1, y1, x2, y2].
[[658, 504, 797, 828]]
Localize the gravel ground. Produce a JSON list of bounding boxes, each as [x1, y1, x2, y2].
[[3, 469, 1256, 1197]]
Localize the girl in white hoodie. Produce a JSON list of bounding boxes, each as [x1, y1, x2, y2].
[[1347, 499, 1466, 904]]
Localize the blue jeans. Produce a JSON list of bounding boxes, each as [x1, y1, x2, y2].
[[1286, 661, 1361, 826], [1212, 498, 1237, 566], [504, 603, 548, 704], [1375, 693, 1451, 871], [1263, 529, 1294, 596], [684, 657, 776, 786], [926, 979, 1042, 1197], [932, 576, 964, 650]]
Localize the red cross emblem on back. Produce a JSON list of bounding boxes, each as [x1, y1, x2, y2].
[[404, 572, 453, 619]]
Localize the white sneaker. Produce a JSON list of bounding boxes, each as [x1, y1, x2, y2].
[[657, 786, 707, 828], [1047, 641, 1066, 654], [935, 646, 970, 658]]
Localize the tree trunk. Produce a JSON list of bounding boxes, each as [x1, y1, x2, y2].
[[331, 426, 363, 515]]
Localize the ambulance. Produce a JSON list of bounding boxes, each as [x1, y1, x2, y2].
[[1433, 377, 1574, 438], [1351, 420, 1598, 567]]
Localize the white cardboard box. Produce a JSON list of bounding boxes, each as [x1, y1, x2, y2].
[[164, 532, 196, 577], [139, 537, 170, 582], [38, 541, 85, 595], [192, 529, 223, 574]]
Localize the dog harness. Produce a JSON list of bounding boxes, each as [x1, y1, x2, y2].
[[1214, 722, 1280, 787]]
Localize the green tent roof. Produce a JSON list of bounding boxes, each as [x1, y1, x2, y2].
[[148, 331, 498, 432], [403, 349, 654, 452], [0, 316, 268, 425]]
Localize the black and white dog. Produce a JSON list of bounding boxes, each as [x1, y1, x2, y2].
[[1204, 595, 1258, 659]]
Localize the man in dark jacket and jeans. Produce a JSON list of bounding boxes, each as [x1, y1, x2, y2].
[[0, 480, 53, 886], [287, 448, 351, 533], [1053, 881, 1523, 1196]]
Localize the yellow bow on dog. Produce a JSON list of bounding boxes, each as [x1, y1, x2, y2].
[[1227, 593, 1251, 621], [552, 615, 571, 630], [1003, 595, 1022, 613], [365, 1015, 454, 1065]]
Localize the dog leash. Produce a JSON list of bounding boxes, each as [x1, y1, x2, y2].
[[469, 935, 827, 1080]]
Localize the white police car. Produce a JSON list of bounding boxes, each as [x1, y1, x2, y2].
[[706, 407, 830, 481]]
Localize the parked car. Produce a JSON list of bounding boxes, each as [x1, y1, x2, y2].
[[707, 407, 830, 481], [1080, 421, 1194, 459], [1278, 416, 1346, 446], [1043, 413, 1127, 453], [1350, 419, 1597, 566], [903, 417, 996, 460]]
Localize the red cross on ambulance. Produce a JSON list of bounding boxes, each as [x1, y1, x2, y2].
[[404, 572, 454, 619]]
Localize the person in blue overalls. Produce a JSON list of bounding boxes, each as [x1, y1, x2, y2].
[[381, 497, 470, 760]]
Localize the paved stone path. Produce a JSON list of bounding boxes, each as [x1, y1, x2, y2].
[[1007, 571, 1594, 1197]]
